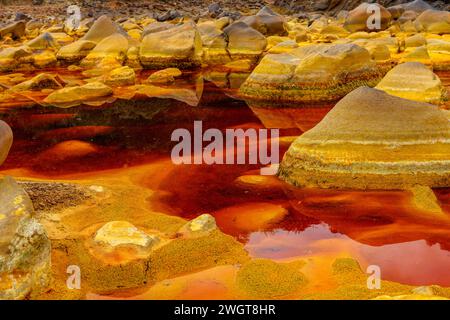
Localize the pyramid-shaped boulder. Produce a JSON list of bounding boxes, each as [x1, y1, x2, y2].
[[278, 87, 450, 190]]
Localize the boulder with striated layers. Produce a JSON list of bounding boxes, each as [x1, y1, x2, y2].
[[0, 177, 51, 300], [415, 10, 450, 34], [344, 3, 392, 32], [376, 62, 446, 105], [140, 22, 202, 69], [0, 121, 13, 166], [43, 82, 113, 108], [278, 87, 450, 190], [81, 33, 129, 67], [240, 43, 382, 105]]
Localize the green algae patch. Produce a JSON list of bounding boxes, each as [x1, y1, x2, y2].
[[327, 258, 416, 300], [332, 257, 363, 275], [46, 228, 249, 295], [236, 259, 307, 298], [149, 230, 249, 281], [409, 185, 444, 215]]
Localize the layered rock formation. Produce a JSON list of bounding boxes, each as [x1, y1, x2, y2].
[[240, 43, 382, 105], [375, 62, 446, 104], [278, 87, 450, 190]]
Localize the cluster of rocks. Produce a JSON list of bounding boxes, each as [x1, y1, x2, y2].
[[0, 2, 447, 108]]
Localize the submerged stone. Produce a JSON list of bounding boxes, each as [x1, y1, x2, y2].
[[43, 82, 113, 108], [146, 68, 182, 84], [278, 87, 450, 190], [375, 62, 446, 105]]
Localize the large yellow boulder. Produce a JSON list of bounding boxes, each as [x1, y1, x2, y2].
[[140, 22, 202, 69], [81, 33, 129, 67], [427, 39, 450, 70], [81, 15, 123, 43], [376, 62, 446, 104], [240, 43, 382, 104], [415, 10, 450, 34], [278, 86, 450, 190], [224, 22, 267, 62], [56, 40, 97, 62]]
